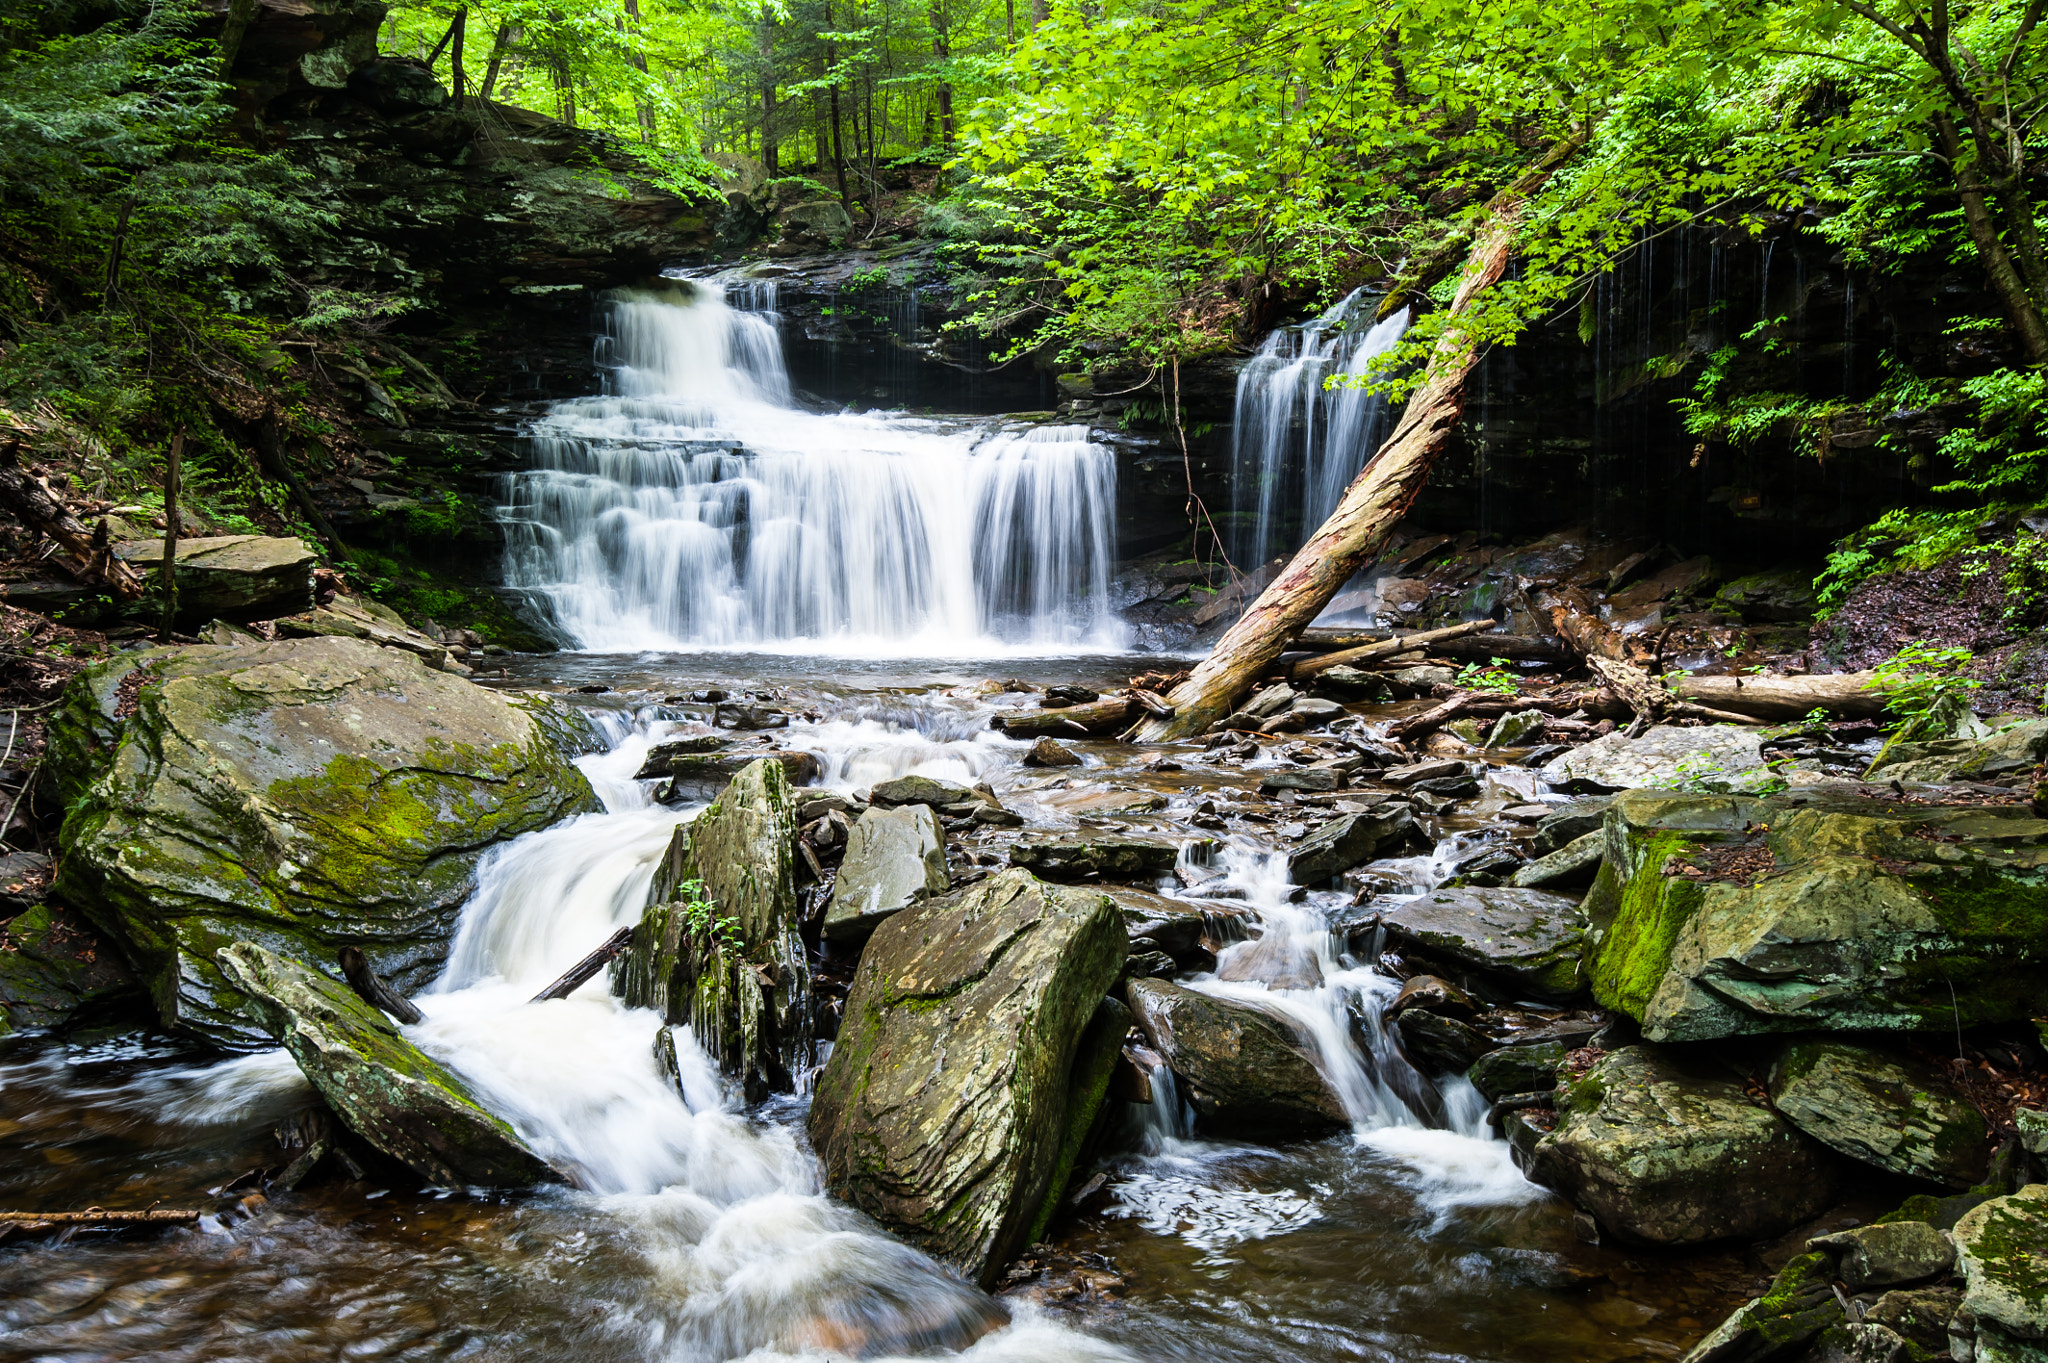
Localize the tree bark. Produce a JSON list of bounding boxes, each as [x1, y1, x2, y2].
[[1935, 113, 2048, 364], [1290, 617, 1500, 680], [1134, 136, 1584, 742], [339, 946, 423, 1024], [531, 926, 635, 1003], [1293, 627, 1568, 663], [479, 23, 517, 103], [0, 440, 146, 599], [1672, 671, 1884, 720], [158, 429, 181, 639]]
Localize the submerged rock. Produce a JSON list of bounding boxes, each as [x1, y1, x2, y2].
[[615, 758, 810, 1100], [808, 869, 1126, 1288], [822, 804, 951, 944], [1124, 978, 1347, 1138], [1378, 886, 1587, 1000], [1768, 1039, 1987, 1187], [1583, 788, 2048, 1041], [1527, 1045, 1837, 1246], [1007, 834, 1204, 880], [47, 637, 600, 1045], [217, 942, 561, 1188]]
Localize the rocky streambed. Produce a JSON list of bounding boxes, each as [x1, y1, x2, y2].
[[0, 638, 2045, 1363]]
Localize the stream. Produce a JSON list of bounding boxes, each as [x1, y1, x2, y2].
[[0, 284, 1765, 1362]]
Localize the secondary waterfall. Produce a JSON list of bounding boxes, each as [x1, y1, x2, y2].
[[499, 282, 1121, 654], [1229, 292, 1408, 568]]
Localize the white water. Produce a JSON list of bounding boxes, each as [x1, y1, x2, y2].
[[1230, 292, 1408, 568], [500, 282, 1122, 655]]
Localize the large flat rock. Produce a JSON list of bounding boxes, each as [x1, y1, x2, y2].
[[1540, 724, 1771, 794], [114, 535, 317, 619], [47, 636, 599, 1045], [218, 942, 561, 1188], [808, 869, 1125, 1288], [1768, 1039, 1987, 1187], [1379, 886, 1587, 1000]]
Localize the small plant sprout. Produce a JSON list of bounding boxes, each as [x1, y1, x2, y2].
[[1456, 657, 1518, 696]]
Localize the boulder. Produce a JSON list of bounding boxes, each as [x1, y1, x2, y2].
[[1125, 978, 1347, 1138], [1394, 1009, 1496, 1073], [0, 901, 139, 1035], [1487, 710, 1547, 748], [1679, 1250, 1844, 1363], [47, 637, 600, 1045], [648, 749, 820, 801], [1809, 1221, 1956, 1290], [1260, 767, 1345, 794], [1539, 724, 1773, 794], [1863, 1286, 1964, 1354], [1103, 887, 1227, 969], [614, 758, 810, 1100], [1867, 718, 2048, 785], [1008, 834, 1205, 881], [1769, 1040, 1988, 1187], [1953, 1184, 2048, 1352], [822, 804, 951, 944], [1583, 788, 2048, 1042], [1312, 666, 1393, 702], [1288, 806, 1416, 884], [1509, 830, 1604, 888], [217, 942, 561, 1188], [869, 774, 976, 809], [1527, 1045, 1838, 1246], [112, 535, 316, 621], [808, 869, 1126, 1288], [1468, 1041, 1567, 1102], [1379, 886, 1587, 999], [1022, 737, 1083, 768], [1533, 797, 1613, 855], [273, 595, 455, 672], [779, 198, 852, 246]]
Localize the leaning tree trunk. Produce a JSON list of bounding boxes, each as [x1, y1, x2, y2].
[[1134, 134, 1586, 741]]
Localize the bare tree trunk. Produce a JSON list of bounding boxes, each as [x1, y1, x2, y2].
[[1935, 113, 2048, 363], [480, 23, 517, 103], [158, 429, 181, 640], [449, 7, 466, 103], [1134, 137, 1584, 742]]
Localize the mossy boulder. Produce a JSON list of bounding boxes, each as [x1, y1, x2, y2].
[[0, 901, 139, 1035], [217, 941, 562, 1188], [112, 535, 318, 623], [1769, 1039, 1988, 1187], [1528, 1045, 1838, 1246], [614, 758, 810, 1100], [807, 868, 1125, 1289], [1953, 1184, 2048, 1353], [1125, 977, 1348, 1137], [1379, 885, 1588, 1000], [1867, 719, 2048, 785], [1584, 789, 2048, 1042], [1678, 1250, 1845, 1363], [47, 637, 600, 1046], [1808, 1220, 1957, 1289]]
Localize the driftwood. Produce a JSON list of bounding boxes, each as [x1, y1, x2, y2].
[[1672, 671, 1885, 721], [1589, 657, 1760, 731], [994, 695, 1137, 738], [338, 946, 423, 1025], [1135, 136, 1584, 741], [1534, 584, 1628, 662], [531, 926, 634, 1003], [0, 1208, 201, 1224], [1291, 618, 1499, 681], [1294, 627, 1569, 664], [0, 442, 148, 600]]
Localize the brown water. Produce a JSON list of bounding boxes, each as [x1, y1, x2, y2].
[[0, 653, 1777, 1363]]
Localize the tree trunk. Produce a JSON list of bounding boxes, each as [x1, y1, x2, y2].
[[1936, 113, 2048, 364], [339, 946, 424, 1024], [216, 0, 260, 81], [531, 927, 635, 1002], [1134, 137, 1584, 742], [760, 12, 779, 176], [1290, 617, 1500, 680], [449, 7, 466, 102], [1673, 671, 1884, 720], [619, 0, 654, 138], [480, 23, 517, 103], [158, 429, 181, 640]]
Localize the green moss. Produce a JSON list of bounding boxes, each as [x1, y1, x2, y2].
[[1590, 831, 1705, 1019], [1024, 997, 1128, 1246]]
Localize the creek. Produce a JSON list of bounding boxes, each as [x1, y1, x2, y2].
[[0, 285, 1764, 1363]]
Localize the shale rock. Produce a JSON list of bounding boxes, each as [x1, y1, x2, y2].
[[1023, 737, 1083, 768], [1953, 1184, 2048, 1352], [1768, 1040, 1987, 1187], [112, 535, 317, 621], [1863, 1287, 1964, 1354], [808, 869, 1126, 1288], [1533, 798, 1613, 856], [0, 901, 138, 1035], [1540, 724, 1772, 794], [1583, 788, 2048, 1041], [1468, 1042, 1568, 1102], [1679, 1250, 1844, 1363], [1379, 886, 1587, 999], [48, 637, 599, 1045], [1288, 806, 1416, 884], [1528, 1045, 1837, 1246], [1867, 718, 2048, 785], [217, 942, 560, 1188], [1394, 1009, 1496, 1074], [1125, 978, 1347, 1137], [273, 594, 455, 672], [869, 775, 977, 809], [1809, 1221, 1956, 1290], [1509, 830, 1604, 888], [647, 750, 820, 801], [1103, 887, 1226, 969], [615, 758, 810, 1100], [1008, 835, 1204, 881], [822, 804, 951, 944]]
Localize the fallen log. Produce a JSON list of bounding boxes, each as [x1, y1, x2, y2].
[[1294, 628, 1569, 664], [1534, 584, 1628, 662], [1292, 618, 1499, 681], [1134, 134, 1586, 741], [993, 695, 1137, 738], [1589, 657, 1761, 730], [0, 1208, 202, 1224], [531, 926, 634, 1003], [0, 441, 148, 600], [338, 946, 424, 1025], [1672, 671, 1885, 721]]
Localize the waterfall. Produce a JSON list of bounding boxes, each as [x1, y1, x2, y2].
[[499, 281, 1122, 655], [1229, 291, 1409, 568]]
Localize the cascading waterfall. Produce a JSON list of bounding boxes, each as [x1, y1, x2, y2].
[[499, 281, 1121, 654], [1229, 291, 1409, 569]]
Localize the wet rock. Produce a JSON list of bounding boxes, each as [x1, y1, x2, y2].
[[1387, 664, 1457, 691], [0, 901, 139, 1035], [1509, 830, 1604, 888], [616, 758, 811, 1099], [1023, 737, 1083, 768], [112, 535, 316, 620], [650, 750, 822, 802], [1807, 1323, 1910, 1362], [1384, 759, 1468, 786], [809, 869, 1127, 1289], [1124, 950, 1178, 979], [46, 637, 600, 1045], [1487, 711, 1547, 748], [1042, 788, 1168, 817], [1679, 1250, 1844, 1363], [217, 942, 562, 1188], [1533, 798, 1613, 856], [1469, 1042, 1566, 1102], [868, 775, 977, 808], [1379, 886, 1587, 1000], [1528, 1045, 1837, 1246], [1243, 683, 1297, 719], [1394, 1008, 1495, 1073], [1540, 724, 1773, 794], [633, 734, 730, 774], [1388, 974, 1478, 1019], [1260, 767, 1345, 794], [1286, 697, 1346, 728], [1042, 684, 1101, 706], [1867, 718, 2048, 785], [1288, 806, 1416, 884], [1768, 1040, 1987, 1187], [1008, 835, 1203, 881], [1215, 933, 1323, 990], [1809, 1221, 1956, 1290], [1713, 568, 1819, 623], [1312, 666, 1393, 702], [822, 805, 951, 944], [1864, 1286, 1964, 1353], [1953, 1185, 2048, 1353], [1584, 788, 2048, 1041], [1125, 978, 1347, 1138], [1102, 887, 1222, 969]]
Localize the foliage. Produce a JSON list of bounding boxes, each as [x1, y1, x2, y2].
[[674, 876, 742, 949], [1455, 658, 1519, 696], [1869, 641, 1982, 739]]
